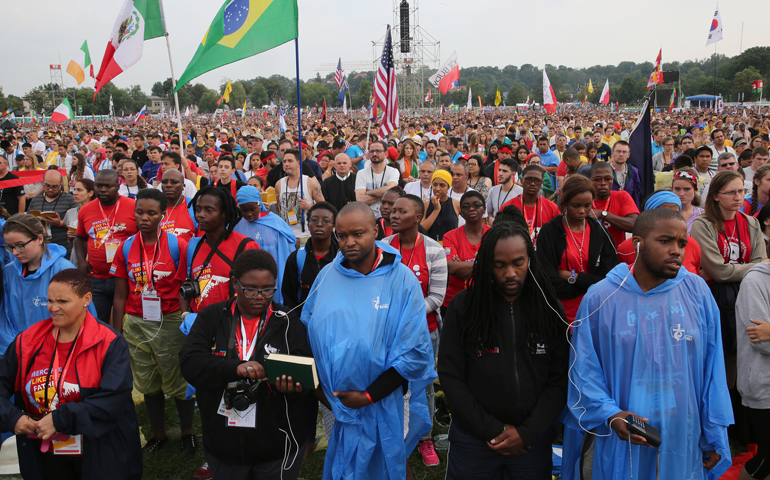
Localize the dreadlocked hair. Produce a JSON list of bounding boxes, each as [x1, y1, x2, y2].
[[751, 164, 770, 215], [190, 186, 242, 239], [460, 222, 563, 355]]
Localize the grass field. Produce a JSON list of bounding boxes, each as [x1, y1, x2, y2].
[[136, 393, 452, 480]]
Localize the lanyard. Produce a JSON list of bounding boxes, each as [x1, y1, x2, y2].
[[497, 185, 514, 213], [138, 232, 162, 291], [43, 324, 83, 414], [97, 200, 121, 244], [232, 302, 273, 361], [396, 234, 421, 268], [522, 198, 540, 236], [162, 195, 186, 224]]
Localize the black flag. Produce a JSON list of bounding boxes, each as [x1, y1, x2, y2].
[[628, 98, 653, 202]]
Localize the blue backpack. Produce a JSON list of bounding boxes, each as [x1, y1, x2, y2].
[[122, 232, 180, 280]]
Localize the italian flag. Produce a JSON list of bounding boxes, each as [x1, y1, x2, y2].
[[94, 0, 164, 99], [51, 98, 73, 124], [66, 40, 93, 85]]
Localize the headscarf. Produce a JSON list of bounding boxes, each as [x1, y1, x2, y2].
[[644, 190, 682, 211], [431, 169, 452, 186], [236, 185, 267, 212]]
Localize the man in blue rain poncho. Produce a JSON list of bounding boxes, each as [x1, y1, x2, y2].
[[234, 185, 296, 304], [563, 208, 733, 480], [301, 202, 436, 480]]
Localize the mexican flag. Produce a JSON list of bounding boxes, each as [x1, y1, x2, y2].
[[94, 0, 164, 99], [51, 98, 73, 124], [66, 40, 93, 85], [175, 0, 298, 92]]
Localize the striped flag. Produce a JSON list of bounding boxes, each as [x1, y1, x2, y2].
[[669, 87, 676, 114], [373, 25, 398, 138], [334, 58, 344, 88], [424, 89, 431, 103], [132, 105, 146, 124], [66, 40, 93, 85]]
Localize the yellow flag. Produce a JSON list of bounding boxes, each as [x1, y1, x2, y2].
[[494, 89, 501, 106], [223, 79, 233, 103], [588, 79, 594, 93]]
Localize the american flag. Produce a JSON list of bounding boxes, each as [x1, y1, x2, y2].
[[373, 26, 398, 138], [334, 58, 344, 88]]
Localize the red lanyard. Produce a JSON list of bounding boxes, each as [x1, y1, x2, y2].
[[232, 302, 273, 361], [138, 233, 161, 291], [522, 198, 540, 236], [43, 323, 83, 413], [97, 200, 120, 245], [395, 234, 421, 269]]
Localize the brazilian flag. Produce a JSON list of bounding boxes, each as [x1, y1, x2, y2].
[[175, 0, 298, 92]]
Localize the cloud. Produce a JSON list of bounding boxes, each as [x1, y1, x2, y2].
[[4, 0, 766, 98]]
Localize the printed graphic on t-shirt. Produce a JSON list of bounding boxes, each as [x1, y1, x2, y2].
[[160, 219, 192, 239], [191, 264, 230, 310], [25, 367, 80, 417], [88, 220, 128, 249]]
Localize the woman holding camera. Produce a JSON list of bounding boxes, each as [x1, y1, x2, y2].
[[180, 248, 312, 480]]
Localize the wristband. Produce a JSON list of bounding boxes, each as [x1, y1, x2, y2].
[[364, 391, 373, 404], [181, 312, 189, 319]]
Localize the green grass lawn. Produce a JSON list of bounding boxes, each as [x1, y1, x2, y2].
[[135, 396, 451, 480]]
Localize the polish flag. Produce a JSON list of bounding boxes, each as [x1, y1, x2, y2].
[[542, 70, 557, 114], [600, 79, 610, 105]]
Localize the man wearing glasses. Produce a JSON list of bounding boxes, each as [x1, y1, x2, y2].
[[501, 165, 559, 246], [610, 141, 642, 207], [355, 140, 399, 219], [26, 170, 77, 257]]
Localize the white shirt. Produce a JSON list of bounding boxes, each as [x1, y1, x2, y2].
[[404, 181, 432, 201], [354, 164, 400, 218], [486, 184, 523, 219], [425, 131, 444, 142]]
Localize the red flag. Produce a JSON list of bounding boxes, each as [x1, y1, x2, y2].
[[322, 98, 327, 122], [263, 110, 268, 118], [216, 96, 223, 105]]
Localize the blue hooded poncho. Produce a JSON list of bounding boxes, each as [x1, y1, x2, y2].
[[562, 263, 733, 480], [1, 243, 97, 354], [234, 186, 296, 304], [301, 241, 437, 480]]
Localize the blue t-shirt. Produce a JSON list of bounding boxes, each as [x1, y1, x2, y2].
[[141, 161, 161, 183], [345, 145, 365, 169], [539, 150, 560, 167], [451, 151, 463, 163], [418, 150, 427, 161]]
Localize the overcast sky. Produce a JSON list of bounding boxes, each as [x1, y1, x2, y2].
[[2, 0, 766, 98]]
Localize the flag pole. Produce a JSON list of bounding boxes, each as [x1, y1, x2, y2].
[[294, 38, 305, 233], [158, 0, 184, 146]]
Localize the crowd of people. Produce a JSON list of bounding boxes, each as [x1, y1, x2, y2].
[[0, 104, 767, 480]]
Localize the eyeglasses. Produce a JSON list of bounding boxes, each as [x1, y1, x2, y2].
[[308, 218, 333, 226], [720, 162, 737, 167], [4, 238, 35, 254], [717, 189, 745, 197], [461, 203, 485, 211], [369, 149, 384, 153], [43, 183, 61, 189], [522, 177, 544, 185], [235, 279, 277, 299]]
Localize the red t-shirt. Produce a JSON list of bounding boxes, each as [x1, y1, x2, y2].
[[556, 161, 568, 177], [617, 236, 702, 274], [160, 201, 197, 243], [592, 190, 639, 247], [25, 337, 81, 419], [442, 225, 491, 307], [719, 215, 752, 264], [390, 234, 437, 332], [76, 196, 138, 278], [559, 222, 591, 324], [501, 196, 559, 246], [174, 232, 259, 313], [111, 233, 189, 316], [742, 199, 762, 217]]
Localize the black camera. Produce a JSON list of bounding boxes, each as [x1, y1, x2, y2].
[[179, 280, 200, 300], [223, 381, 259, 412]]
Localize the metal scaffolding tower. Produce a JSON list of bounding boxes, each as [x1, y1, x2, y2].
[[372, 0, 440, 110], [49, 63, 65, 107]]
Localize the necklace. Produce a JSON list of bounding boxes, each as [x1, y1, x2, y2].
[[564, 216, 587, 272]]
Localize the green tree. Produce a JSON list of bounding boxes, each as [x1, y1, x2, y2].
[[506, 83, 527, 104], [198, 90, 219, 113], [250, 83, 268, 108], [230, 81, 247, 108], [151, 81, 166, 97], [733, 66, 764, 100], [188, 83, 208, 106], [617, 77, 638, 104], [355, 79, 372, 109]]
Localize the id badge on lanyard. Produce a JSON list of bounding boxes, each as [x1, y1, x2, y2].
[[142, 290, 162, 322], [105, 238, 120, 263]]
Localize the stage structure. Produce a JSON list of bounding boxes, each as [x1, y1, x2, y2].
[[372, 0, 441, 110]]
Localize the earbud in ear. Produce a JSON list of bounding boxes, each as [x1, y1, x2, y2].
[[635, 242, 640, 253], [528, 259, 531, 269]]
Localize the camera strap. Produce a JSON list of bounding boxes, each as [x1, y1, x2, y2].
[[189, 234, 227, 283]]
